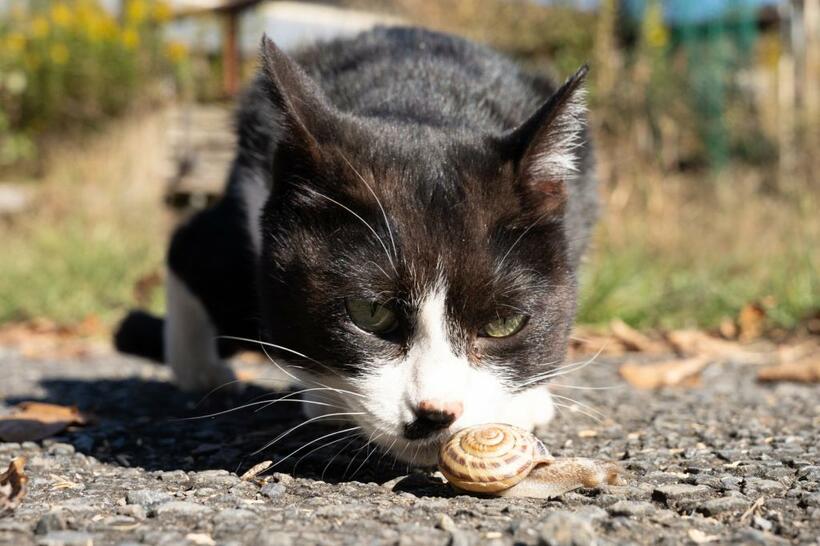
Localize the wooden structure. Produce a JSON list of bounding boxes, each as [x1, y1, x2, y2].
[[172, 0, 266, 97]]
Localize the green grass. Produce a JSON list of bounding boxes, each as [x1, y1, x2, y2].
[[0, 218, 164, 326]]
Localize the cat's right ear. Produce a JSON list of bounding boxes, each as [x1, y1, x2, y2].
[[260, 35, 335, 159]]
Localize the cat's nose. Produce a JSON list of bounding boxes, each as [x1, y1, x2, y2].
[[404, 400, 463, 440]]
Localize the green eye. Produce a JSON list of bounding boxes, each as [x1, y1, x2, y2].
[[345, 298, 399, 334], [481, 314, 528, 338]]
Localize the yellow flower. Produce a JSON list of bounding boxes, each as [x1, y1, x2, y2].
[[153, 1, 173, 23], [50, 43, 70, 65], [126, 0, 147, 25], [165, 41, 188, 63], [3, 32, 26, 55], [51, 3, 74, 28], [122, 28, 140, 49], [31, 16, 50, 39]]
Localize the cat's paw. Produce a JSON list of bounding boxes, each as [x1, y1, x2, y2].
[[173, 360, 242, 395]]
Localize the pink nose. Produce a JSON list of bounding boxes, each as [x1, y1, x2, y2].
[[404, 399, 463, 440], [416, 399, 463, 424]]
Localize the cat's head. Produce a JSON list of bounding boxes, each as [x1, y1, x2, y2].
[[256, 37, 590, 465]]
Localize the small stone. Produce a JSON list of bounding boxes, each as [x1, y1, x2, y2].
[[537, 511, 596, 546], [435, 513, 470, 546], [213, 509, 256, 530], [36, 530, 94, 546], [608, 500, 655, 517], [153, 501, 212, 517], [752, 515, 773, 532], [192, 469, 240, 488], [652, 484, 712, 503], [125, 489, 173, 509], [253, 531, 294, 546], [697, 496, 749, 516], [720, 476, 743, 491], [732, 528, 789, 545], [35, 511, 68, 535], [261, 482, 286, 499], [116, 505, 147, 520], [157, 470, 189, 483], [46, 443, 75, 456], [743, 478, 785, 495]]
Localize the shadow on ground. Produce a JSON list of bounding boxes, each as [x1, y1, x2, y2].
[[5, 375, 437, 489]]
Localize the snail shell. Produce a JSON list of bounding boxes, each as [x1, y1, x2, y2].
[[438, 423, 553, 494]]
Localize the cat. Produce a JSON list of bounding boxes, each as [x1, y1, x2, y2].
[[115, 26, 598, 466]]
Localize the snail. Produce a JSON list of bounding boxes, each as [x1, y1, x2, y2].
[[438, 424, 623, 498]]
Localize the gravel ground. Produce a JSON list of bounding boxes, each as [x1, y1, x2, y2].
[[0, 347, 818, 546]]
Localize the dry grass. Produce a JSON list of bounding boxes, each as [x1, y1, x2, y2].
[[0, 110, 171, 327]]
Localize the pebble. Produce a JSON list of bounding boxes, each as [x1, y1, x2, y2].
[[608, 500, 655, 517], [697, 496, 749, 516], [537, 511, 596, 546], [152, 501, 212, 517], [36, 530, 94, 546], [125, 489, 173, 509], [35, 511, 68, 535], [435, 513, 471, 546], [260, 482, 287, 499], [743, 478, 786, 495], [652, 484, 713, 503]]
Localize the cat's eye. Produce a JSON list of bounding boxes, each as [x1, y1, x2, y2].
[[345, 298, 399, 335], [480, 314, 528, 338]]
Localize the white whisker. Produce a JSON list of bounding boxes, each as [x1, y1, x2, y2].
[[253, 411, 365, 455], [269, 426, 362, 470]]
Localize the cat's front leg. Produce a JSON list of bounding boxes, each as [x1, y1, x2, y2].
[[164, 269, 238, 393]]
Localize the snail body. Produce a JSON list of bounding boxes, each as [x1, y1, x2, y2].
[[438, 423, 622, 498]]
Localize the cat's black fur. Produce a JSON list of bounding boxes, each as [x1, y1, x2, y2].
[[116, 26, 597, 392]]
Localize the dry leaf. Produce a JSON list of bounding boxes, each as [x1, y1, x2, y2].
[[0, 457, 28, 516], [240, 460, 273, 481], [619, 357, 711, 390], [757, 356, 820, 383], [610, 319, 666, 353], [665, 330, 771, 364], [738, 302, 767, 342], [718, 317, 738, 340], [0, 402, 90, 442]]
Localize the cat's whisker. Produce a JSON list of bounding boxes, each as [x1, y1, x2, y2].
[[552, 402, 602, 424], [172, 398, 342, 422], [550, 393, 607, 420], [298, 185, 398, 274], [221, 334, 366, 400], [344, 429, 379, 478], [292, 430, 363, 475], [549, 383, 621, 391], [516, 345, 606, 391], [252, 387, 352, 413], [349, 432, 385, 480], [495, 213, 548, 274], [322, 434, 361, 481], [253, 411, 365, 455], [339, 153, 398, 259], [268, 426, 362, 471]]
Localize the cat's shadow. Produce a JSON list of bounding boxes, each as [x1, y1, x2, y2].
[[7, 376, 450, 495]]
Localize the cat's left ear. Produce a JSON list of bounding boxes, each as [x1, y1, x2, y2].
[[499, 65, 589, 217]]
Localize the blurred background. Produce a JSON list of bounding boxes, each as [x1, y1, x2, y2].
[[0, 0, 817, 344]]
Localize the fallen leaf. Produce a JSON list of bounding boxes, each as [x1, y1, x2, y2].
[[610, 319, 666, 353], [619, 357, 711, 389], [240, 460, 273, 481], [738, 302, 767, 342], [0, 402, 90, 442], [0, 457, 27, 516], [757, 356, 820, 383], [665, 330, 771, 364]]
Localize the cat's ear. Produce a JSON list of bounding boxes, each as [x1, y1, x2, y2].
[[260, 35, 335, 157], [499, 65, 589, 218]]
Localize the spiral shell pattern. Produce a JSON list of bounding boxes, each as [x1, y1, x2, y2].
[[438, 424, 550, 494]]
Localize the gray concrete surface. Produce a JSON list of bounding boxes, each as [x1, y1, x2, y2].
[[0, 348, 818, 545]]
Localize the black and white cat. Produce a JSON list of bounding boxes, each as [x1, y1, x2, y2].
[[116, 27, 598, 466]]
